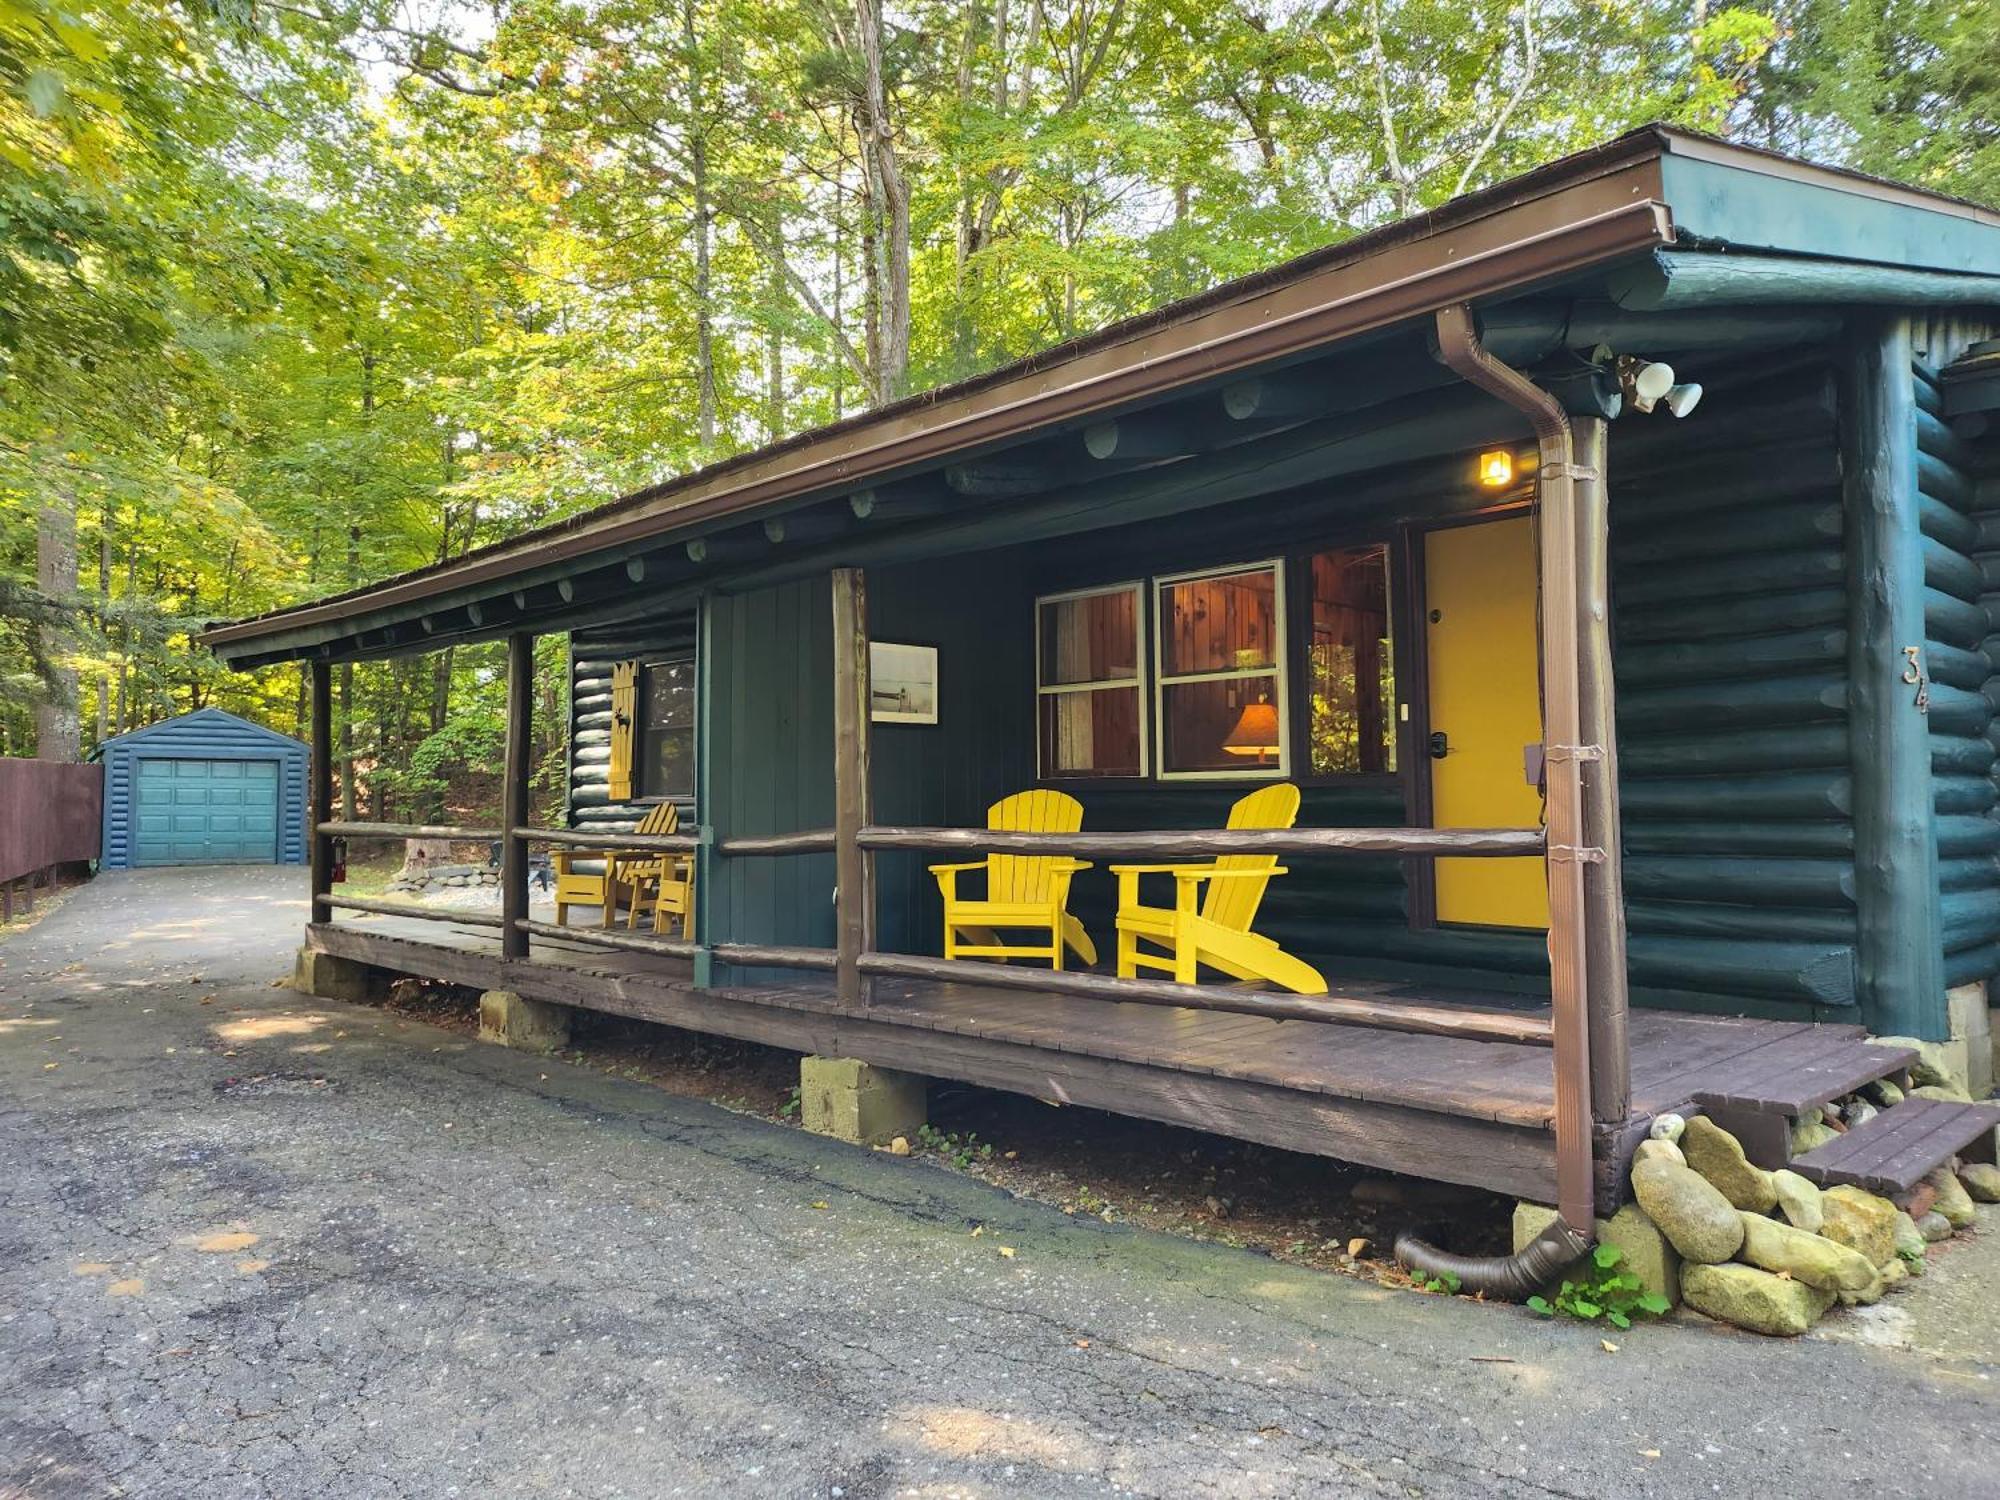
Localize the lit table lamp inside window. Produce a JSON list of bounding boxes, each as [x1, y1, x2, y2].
[[1223, 695, 1280, 766]]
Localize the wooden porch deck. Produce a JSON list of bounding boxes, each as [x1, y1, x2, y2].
[[308, 912, 1884, 1211]]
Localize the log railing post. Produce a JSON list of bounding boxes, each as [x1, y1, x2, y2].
[[830, 568, 874, 1007], [501, 631, 534, 960], [309, 658, 334, 922], [1572, 415, 1630, 1130]]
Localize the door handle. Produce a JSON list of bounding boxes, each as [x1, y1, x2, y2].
[[1428, 730, 1449, 760]]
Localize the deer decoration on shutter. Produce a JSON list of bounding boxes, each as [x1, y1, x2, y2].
[[608, 660, 638, 802]]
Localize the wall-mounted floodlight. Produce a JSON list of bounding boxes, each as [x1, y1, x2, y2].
[[1664, 382, 1704, 418], [1478, 449, 1516, 488], [1616, 356, 1676, 413]]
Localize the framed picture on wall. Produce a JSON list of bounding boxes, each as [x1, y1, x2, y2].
[[870, 641, 939, 724]]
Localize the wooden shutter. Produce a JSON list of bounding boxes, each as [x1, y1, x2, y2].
[[608, 660, 638, 802]]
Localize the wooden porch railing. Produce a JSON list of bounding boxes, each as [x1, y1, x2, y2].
[[306, 491, 1626, 1226]]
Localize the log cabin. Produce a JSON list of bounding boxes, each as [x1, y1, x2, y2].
[[199, 127, 2000, 1280]]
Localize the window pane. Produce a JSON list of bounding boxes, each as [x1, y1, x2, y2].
[[1039, 589, 1137, 686], [1038, 687, 1141, 777], [643, 727, 695, 799], [643, 659, 695, 730], [1308, 546, 1396, 775], [1159, 566, 1277, 677], [1160, 675, 1279, 774], [639, 658, 696, 798]]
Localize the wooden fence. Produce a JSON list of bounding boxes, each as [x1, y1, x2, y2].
[[0, 759, 103, 899]]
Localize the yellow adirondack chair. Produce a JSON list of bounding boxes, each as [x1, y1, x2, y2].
[[931, 789, 1098, 969], [614, 804, 696, 940], [1112, 783, 1327, 994], [553, 801, 682, 929]]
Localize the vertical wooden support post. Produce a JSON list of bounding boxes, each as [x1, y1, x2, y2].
[[1572, 416, 1630, 1129], [1843, 314, 1946, 1039], [831, 567, 874, 1007], [691, 594, 716, 988], [309, 658, 334, 922], [1534, 435, 1595, 1234], [501, 631, 534, 960]]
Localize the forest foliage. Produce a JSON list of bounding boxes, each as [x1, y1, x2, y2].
[[2, 0, 1995, 811]]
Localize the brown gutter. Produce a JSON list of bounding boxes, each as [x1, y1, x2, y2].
[[1396, 302, 1599, 1295], [1430, 302, 1598, 1236], [199, 193, 1672, 659]]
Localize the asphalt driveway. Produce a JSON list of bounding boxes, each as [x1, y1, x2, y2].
[[2, 866, 1996, 1498]]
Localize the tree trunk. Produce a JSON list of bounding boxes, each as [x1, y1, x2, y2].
[[683, 0, 719, 452], [854, 0, 909, 403], [339, 524, 359, 821], [35, 470, 80, 762], [765, 201, 786, 440], [95, 506, 112, 746]]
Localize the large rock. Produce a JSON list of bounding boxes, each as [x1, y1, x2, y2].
[[1632, 1139, 1686, 1170], [1791, 1118, 1840, 1154], [1735, 1212, 1878, 1293], [1867, 1077, 1905, 1107], [1927, 1166, 1976, 1229], [1631, 1158, 1745, 1265], [1513, 1201, 1679, 1305], [1871, 1034, 1971, 1093], [1959, 1162, 2000, 1204], [1892, 1209, 1929, 1263], [1820, 1185, 1900, 1267], [1682, 1262, 1836, 1337], [1917, 1209, 1954, 1243], [1771, 1169, 1823, 1233], [1681, 1117, 1779, 1213], [1911, 1083, 1974, 1104]]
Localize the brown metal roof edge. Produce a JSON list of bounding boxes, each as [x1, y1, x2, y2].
[[202, 131, 1689, 654], [199, 124, 2000, 655]]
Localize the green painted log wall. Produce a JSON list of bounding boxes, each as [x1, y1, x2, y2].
[[1610, 354, 1863, 1019], [567, 614, 697, 835], [1932, 361, 2000, 989], [684, 336, 1984, 1026]]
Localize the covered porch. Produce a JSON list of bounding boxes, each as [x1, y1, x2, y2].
[[301, 906, 1899, 1212], [199, 127, 2000, 1239]]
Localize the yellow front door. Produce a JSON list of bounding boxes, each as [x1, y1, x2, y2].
[[1424, 514, 1548, 929]]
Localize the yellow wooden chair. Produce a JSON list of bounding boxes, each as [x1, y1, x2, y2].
[[931, 789, 1098, 969], [1112, 783, 1327, 994], [615, 806, 696, 940], [553, 801, 681, 928]]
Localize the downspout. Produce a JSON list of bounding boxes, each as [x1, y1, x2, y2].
[[1396, 302, 1598, 1297]]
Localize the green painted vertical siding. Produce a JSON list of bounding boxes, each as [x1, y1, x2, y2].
[[1610, 352, 1863, 1019], [697, 559, 1038, 972], [702, 576, 836, 981], [1920, 362, 2000, 986], [867, 554, 1037, 956]]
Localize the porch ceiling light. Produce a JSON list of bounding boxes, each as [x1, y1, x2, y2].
[[1477, 449, 1515, 488]]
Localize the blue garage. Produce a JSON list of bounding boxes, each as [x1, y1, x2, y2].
[[97, 708, 309, 869]]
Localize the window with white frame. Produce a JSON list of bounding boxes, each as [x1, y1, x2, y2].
[[1154, 561, 1286, 778], [1036, 583, 1145, 777]]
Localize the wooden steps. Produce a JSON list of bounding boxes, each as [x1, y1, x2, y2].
[[1789, 1097, 2000, 1195], [1687, 1036, 1916, 1118]]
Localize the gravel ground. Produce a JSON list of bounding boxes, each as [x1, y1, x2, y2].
[[2, 865, 1998, 1499]]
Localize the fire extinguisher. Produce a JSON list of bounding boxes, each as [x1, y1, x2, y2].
[[331, 836, 349, 884]]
